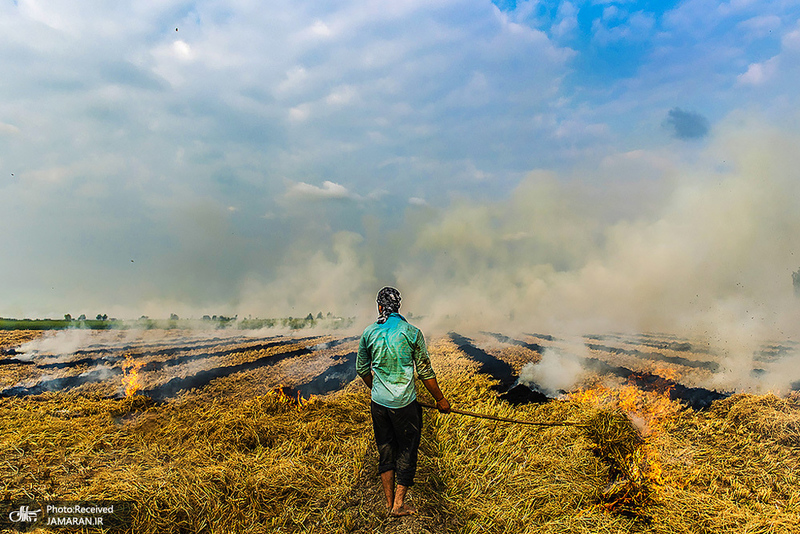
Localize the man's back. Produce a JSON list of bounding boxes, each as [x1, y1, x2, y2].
[[357, 313, 435, 409]]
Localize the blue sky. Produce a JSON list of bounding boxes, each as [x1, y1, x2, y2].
[[2, 0, 800, 336]]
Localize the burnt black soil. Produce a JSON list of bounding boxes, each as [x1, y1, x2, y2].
[[481, 332, 543, 353], [448, 332, 516, 391], [585, 343, 720, 372], [142, 346, 313, 401], [294, 351, 358, 399]]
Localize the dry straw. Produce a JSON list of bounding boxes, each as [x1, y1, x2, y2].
[[0, 333, 799, 533]]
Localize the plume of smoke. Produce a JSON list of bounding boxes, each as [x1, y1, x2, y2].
[[16, 329, 96, 360], [237, 231, 377, 326], [517, 344, 587, 396], [225, 118, 800, 395]]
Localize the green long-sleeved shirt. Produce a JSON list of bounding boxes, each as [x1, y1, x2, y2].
[[356, 313, 436, 409]]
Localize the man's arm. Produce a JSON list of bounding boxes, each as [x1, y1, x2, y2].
[[421, 377, 450, 413], [412, 330, 450, 413], [356, 333, 373, 389]]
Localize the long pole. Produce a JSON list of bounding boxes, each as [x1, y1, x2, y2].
[[417, 401, 587, 428]]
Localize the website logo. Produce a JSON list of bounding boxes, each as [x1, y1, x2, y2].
[[8, 505, 40, 523]]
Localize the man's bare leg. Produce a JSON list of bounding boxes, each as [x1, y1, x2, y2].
[[391, 484, 417, 516], [380, 471, 395, 512]]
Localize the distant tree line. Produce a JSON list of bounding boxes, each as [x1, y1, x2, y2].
[[1, 312, 355, 331]]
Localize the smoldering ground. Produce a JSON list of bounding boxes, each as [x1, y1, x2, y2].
[[0, 329, 346, 399]]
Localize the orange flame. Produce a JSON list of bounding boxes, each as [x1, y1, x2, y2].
[[122, 353, 144, 397], [571, 378, 680, 489], [269, 386, 314, 410]]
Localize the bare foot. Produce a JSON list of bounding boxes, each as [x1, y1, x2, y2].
[[390, 504, 417, 517]]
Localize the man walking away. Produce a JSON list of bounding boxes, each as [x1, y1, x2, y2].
[[356, 287, 450, 517]]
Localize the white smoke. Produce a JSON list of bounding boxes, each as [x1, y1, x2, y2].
[[517, 344, 587, 396], [16, 329, 97, 360], [231, 117, 800, 393], [8, 115, 800, 396]]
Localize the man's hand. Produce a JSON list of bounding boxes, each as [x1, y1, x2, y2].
[[421, 377, 450, 413], [360, 373, 373, 389]]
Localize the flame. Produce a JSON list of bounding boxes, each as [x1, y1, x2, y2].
[[648, 365, 680, 381], [121, 353, 144, 397], [268, 386, 315, 410], [571, 377, 680, 493]]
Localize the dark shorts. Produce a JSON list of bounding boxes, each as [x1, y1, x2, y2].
[[370, 400, 422, 487]]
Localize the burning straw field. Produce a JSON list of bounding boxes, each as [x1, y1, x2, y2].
[[1, 327, 799, 533]]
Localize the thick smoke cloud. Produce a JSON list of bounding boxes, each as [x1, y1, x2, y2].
[[518, 345, 587, 396], [237, 119, 800, 394]]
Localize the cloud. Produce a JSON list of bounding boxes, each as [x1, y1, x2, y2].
[[783, 24, 800, 51], [285, 180, 358, 200], [737, 15, 782, 40], [592, 10, 655, 46], [664, 108, 710, 139], [551, 1, 578, 40], [171, 40, 194, 62], [0, 122, 20, 135], [3, 0, 800, 335], [737, 55, 780, 86]]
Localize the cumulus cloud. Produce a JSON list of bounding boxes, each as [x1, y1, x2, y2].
[[783, 25, 800, 51], [551, 1, 578, 39], [286, 180, 357, 200], [664, 108, 710, 139], [737, 56, 780, 86]]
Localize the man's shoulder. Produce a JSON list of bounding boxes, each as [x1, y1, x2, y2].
[[361, 315, 422, 339], [395, 317, 422, 339], [360, 321, 380, 338]]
